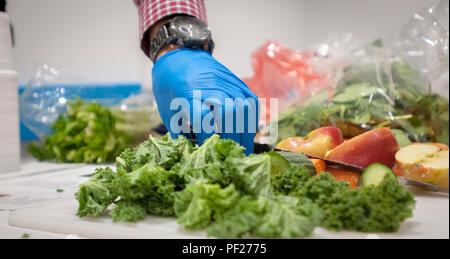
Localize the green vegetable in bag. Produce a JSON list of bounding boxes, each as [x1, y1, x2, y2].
[[28, 98, 134, 163]]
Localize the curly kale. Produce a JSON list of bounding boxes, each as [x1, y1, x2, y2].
[[321, 177, 416, 232], [271, 166, 312, 196], [115, 133, 192, 173], [207, 195, 322, 239], [174, 181, 241, 231], [76, 133, 416, 238], [75, 167, 117, 217], [110, 200, 147, 223], [112, 163, 179, 216], [298, 172, 350, 206]]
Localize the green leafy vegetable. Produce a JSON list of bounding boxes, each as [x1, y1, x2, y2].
[[176, 134, 244, 186], [206, 196, 265, 239], [208, 195, 322, 239], [113, 163, 170, 200], [277, 104, 323, 142], [76, 134, 416, 238], [271, 166, 312, 196], [229, 154, 273, 197], [321, 177, 416, 232], [276, 152, 316, 176], [298, 173, 349, 206], [113, 163, 179, 216], [391, 129, 412, 147], [116, 134, 191, 172], [28, 98, 134, 163], [229, 151, 292, 197], [174, 181, 240, 230], [110, 200, 147, 223], [332, 83, 379, 103], [75, 167, 117, 217], [251, 196, 322, 239]]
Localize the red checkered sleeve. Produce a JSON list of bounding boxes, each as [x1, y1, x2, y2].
[[134, 0, 208, 57]]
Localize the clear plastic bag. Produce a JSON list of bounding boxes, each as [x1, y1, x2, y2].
[[326, 44, 448, 142], [395, 0, 449, 99], [111, 90, 162, 143], [19, 64, 80, 139], [19, 63, 161, 141], [276, 40, 449, 145], [274, 1, 449, 145]]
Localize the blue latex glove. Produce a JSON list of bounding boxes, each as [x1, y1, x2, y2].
[[152, 48, 259, 155]]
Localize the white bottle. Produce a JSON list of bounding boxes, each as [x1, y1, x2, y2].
[[0, 11, 20, 173]]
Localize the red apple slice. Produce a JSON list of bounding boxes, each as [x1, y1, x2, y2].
[[277, 126, 344, 158], [326, 128, 399, 168]]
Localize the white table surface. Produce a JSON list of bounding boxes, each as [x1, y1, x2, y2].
[[0, 148, 99, 239], [0, 211, 67, 239], [1, 147, 448, 239], [7, 192, 449, 239]]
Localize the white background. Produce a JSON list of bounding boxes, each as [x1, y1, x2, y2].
[[7, 0, 436, 87]]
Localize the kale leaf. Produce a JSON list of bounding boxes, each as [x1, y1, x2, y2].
[[271, 166, 312, 196], [112, 163, 179, 216], [75, 167, 117, 217], [110, 200, 147, 223], [115, 133, 192, 172], [176, 134, 244, 186], [174, 181, 241, 230]]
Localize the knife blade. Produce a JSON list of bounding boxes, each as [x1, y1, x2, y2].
[[396, 176, 449, 193]]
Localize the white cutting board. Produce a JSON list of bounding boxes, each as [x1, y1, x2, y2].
[[8, 189, 449, 239], [8, 199, 207, 239]]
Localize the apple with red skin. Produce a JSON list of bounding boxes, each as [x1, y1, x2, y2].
[[277, 126, 344, 158], [326, 128, 399, 168]]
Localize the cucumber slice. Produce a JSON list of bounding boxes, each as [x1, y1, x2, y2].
[[361, 163, 396, 187]]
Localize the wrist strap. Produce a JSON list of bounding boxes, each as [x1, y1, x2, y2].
[[150, 25, 171, 62]]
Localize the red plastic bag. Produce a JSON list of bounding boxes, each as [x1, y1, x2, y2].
[[243, 41, 328, 123]]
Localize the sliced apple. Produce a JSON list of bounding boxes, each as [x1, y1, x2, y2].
[[325, 128, 399, 168], [395, 143, 449, 189], [277, 126, 344, 158]]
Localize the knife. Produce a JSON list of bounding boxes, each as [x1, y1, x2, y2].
[[255, 142, 449, 194]]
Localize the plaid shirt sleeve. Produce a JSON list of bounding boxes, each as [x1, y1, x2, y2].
[[133, 0, 208, 57]]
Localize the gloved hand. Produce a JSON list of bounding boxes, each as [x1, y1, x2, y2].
[[152, 48, 259, 155]]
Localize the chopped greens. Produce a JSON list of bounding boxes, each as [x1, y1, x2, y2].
[[271, 166, 312, 196], [174, 181, 241, 231], [28, 98, 135, 163], [321, 177, 415, 232], [75, 167, 117, 217], [75, 133, 415, 238], [110, 200, 147, 223], [113, 163, 178, 216]]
